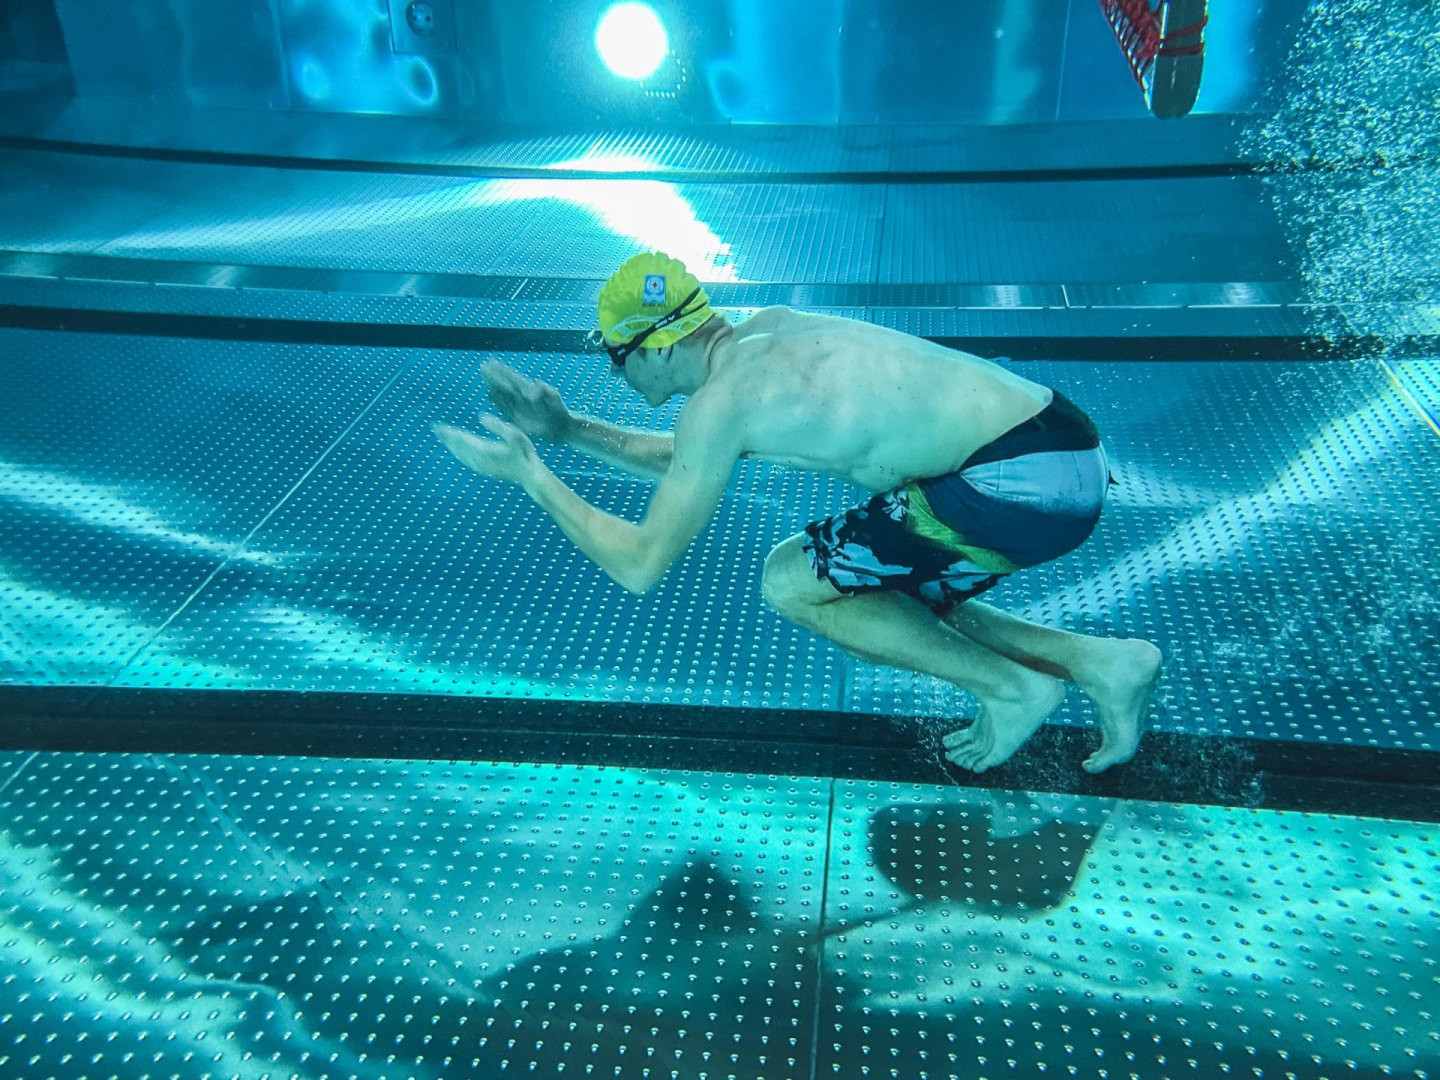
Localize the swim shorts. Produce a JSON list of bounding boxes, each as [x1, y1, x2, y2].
[[801, 389, 1111, 615]]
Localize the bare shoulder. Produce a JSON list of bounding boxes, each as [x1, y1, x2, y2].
[[671, 378, 748, 462], [731, 305, 821, 339], [733, 306, 791, 331]]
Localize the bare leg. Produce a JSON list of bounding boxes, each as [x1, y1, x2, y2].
[[776, 590, 1066, 774], [942, 602, 1163, 773]]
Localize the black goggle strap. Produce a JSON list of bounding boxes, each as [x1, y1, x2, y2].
[[599, 287, 706, 365]]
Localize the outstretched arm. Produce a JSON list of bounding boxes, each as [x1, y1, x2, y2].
[[483, 360, 672, 481], [565, 415, 673, 482], [436, 400, 739, 594]]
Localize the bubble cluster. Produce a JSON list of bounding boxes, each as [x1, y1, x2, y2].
[[1240, 0, 1440, 355]]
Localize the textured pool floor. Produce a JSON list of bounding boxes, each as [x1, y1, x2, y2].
[[1, 751, 1434, 1080]]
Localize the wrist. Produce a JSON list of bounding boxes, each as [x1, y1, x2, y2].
[[521, 454, 551, 499], [558, 412, 579, 444]]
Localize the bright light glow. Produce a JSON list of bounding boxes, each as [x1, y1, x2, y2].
[[478, 150, 743, 282], [595, 3, 668, 80], [117, 146, 741, 282]]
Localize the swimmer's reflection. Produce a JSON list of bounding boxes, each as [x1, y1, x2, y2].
[[864, 802, 1100, 912]]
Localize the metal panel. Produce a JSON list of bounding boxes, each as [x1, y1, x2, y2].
[[0, 274, 473, 325], [0, 151, 1287, 289], [445, 298, 593, 330], [2, 753, 1434, 1079], [107, 346, 843, 712], [96, 170, 516, 274], [52, 0, 288, 109], [1065, 281, 1301, 307], [0, 150, 886, 282], [3, 325, 1436, 745], [879, 177, 1291, 285], [682, 184, 883, 285], [0, 329, 407, 686], [1392, 357, 1440, 433], [838, 0, 1067, 126], [889, 117, 1241, 172], [0, 752, 30, 795], [0, 753, 830, 1079], [4, 103, 1253, 177], [455, 127, 894, 175], [865, 304, 1321, 342], [819, 780, 1439, 1077], [477, 181, 885, 284], [273, 0, 467, 115], [0, 270, 1330, 340], [0, 151, 181, 253]]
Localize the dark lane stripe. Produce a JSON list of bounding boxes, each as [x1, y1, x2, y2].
[[0, 134, 1264, 185], [1, 686, 1435, 823], [3, 303, 1422, 361]]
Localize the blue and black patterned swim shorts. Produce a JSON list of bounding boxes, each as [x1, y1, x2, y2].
[[801, 389, 1110, 616]]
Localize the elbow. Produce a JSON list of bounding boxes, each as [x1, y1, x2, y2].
[[618, 554, 665, 595], [617, 534, 674, 594], [621, 568, 662, 595]]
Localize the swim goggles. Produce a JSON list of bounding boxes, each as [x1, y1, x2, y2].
[[588, 287, 706, 368]]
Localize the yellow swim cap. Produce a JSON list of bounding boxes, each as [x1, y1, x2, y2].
[[597, 252, 714, 349]]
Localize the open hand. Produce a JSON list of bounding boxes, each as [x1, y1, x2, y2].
[[433, 417, 538, 486], [483, 361, 573, 442]]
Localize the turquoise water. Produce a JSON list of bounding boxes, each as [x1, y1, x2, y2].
[[1, 1, 1437, 1077]]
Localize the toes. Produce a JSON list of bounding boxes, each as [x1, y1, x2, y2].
[[941, 720, 985, 751], [946, 736, 993, 773], [1082, 747, 1132, 774], [963, 748, 994, 773], [945, 750, 982, 773]]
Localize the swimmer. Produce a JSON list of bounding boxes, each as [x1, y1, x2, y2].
[[435, 253, 1162, 773]]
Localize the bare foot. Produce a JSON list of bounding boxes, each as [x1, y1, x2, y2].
[[942, 673, 1066, 773], [1075, 639, 1163, 773]]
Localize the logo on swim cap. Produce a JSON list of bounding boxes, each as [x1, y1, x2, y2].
[[598, 253, 715, 349]]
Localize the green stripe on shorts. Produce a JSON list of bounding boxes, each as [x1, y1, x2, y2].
[[905, 482, 1021, 575]]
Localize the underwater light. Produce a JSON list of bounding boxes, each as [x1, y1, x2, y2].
[[595, 3, 669, 80]]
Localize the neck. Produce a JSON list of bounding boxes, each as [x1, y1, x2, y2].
[[697, 323, 731, 387]]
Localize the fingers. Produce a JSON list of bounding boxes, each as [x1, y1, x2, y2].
[[483, 360, 529, 391], [480, 414, 533, 451], [434, 417, 519, 442], [483, 363, 516, 396], [482, 363, 522, 406], [483, 363, 545, 424]]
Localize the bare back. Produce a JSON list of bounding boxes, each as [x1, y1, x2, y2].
[[691, 309, 1053, 491]]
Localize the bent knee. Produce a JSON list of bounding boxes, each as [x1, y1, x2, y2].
[[761, 533, 837, 615]]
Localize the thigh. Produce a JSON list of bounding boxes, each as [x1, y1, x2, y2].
[[799, 488, 1006, 614], [762, 532, 844, 610]]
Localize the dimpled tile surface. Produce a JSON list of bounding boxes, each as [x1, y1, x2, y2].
[[0, 151, 1287, 287], [818, 780, 1439, 1078], [0, 753, 829, 1080], [877, 178, 1290, 285], [89, 342, 842, 709], [1, 753, 1434, 1079], [1391, 357, 1440, 434], [0, 328, 409, 685]]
